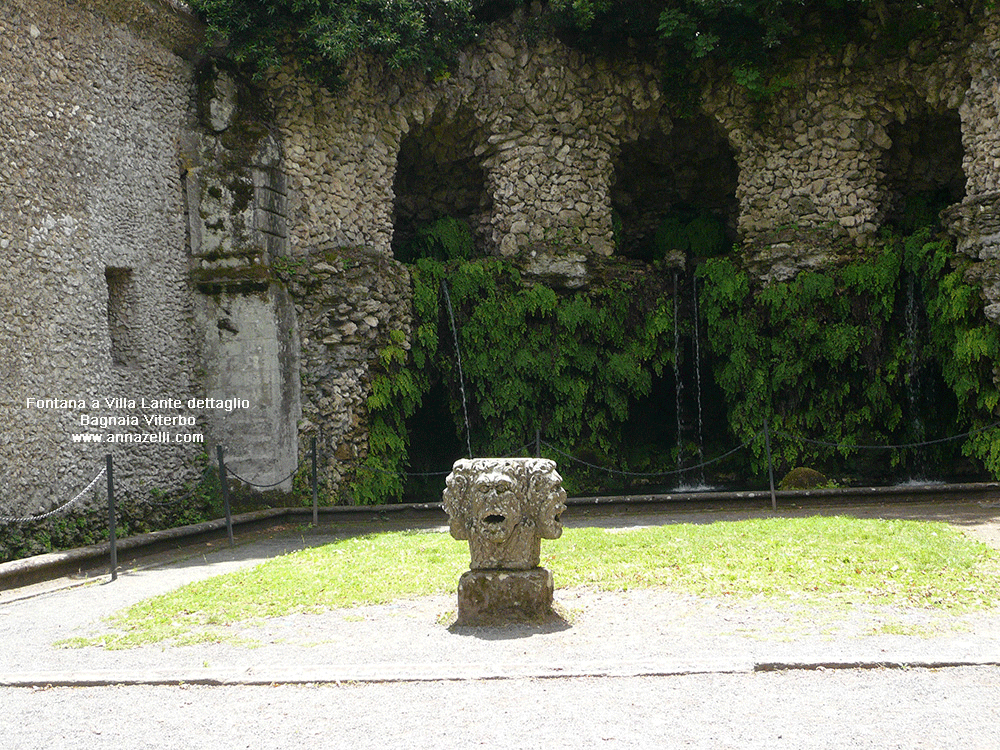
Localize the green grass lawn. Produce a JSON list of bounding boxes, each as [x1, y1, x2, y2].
[[64, 515, 1000, 649]]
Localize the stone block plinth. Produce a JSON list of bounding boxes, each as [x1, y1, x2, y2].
[[455, 568, 555, 626]]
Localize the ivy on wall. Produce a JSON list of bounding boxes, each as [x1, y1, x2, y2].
[[353, 255, 675, 503], [697, 226, 1000, 478]]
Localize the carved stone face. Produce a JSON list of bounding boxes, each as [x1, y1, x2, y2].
[[442, 457, 566, 570], [470, 469, 519, 545], [534, 471, 567, 540]]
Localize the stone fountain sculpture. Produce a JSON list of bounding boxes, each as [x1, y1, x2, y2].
[[442, 457, 567, 625]]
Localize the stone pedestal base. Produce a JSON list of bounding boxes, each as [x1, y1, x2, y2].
[[455, 567, 554, 626]]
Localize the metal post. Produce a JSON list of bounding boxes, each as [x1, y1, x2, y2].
[[106, 454, 118, 581], [763, 418, 777, 511], [311, 436, 319, 526], [216, 445, 234, 547], [535, 429, 541, 458]]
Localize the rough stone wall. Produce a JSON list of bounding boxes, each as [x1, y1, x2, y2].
[[703, 42, 969, 281], [265, 17, 667, 486], [6, 0, 1000, 511], [268, 14, 664, 264], [259, 9, 1000, 497], [0, 0, 207, 516], [947, 9, 1000, 329], [283, 247, 411, 498]]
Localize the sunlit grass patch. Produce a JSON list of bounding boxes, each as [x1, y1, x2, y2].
[[60, 516, 1000, 649], [545, 516, 1000, 610]]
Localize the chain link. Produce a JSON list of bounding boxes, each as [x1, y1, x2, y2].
[[225, 463, 300, 489], [542, 432, 761, 479], [4, 421, 995, 524], [0, 465, 107, 523], [774, 421, 1000, 451]]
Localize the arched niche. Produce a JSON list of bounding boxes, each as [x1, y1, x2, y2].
[[881, 108, 965, 230], [610, 114, 740, 261], [391, 105, 493, 261]]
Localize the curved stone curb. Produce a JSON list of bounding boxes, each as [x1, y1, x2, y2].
[[3, 659, 1000, 688], [0, 509, 288, 591], [3, 481, 998, 593]]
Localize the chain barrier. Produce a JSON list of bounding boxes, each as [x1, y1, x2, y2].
[[542, 430, 763, 479], [0, 464, 107, 523], [225, 462, 301, 490], [355, 464, 452, 478], [351, 443, 540, 479], [773, 421, 1000, 452], [5, 419, 996, 526], [503, 443, 537, 458]]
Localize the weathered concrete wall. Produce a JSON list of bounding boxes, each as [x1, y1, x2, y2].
[[1, 0, 301, 517], [0, 0, 204, 516]]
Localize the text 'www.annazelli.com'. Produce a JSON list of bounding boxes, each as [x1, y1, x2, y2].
[[71, 432, 205, 444]]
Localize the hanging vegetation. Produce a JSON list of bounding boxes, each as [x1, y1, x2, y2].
[[697, 225, 1000, 479], [351, 209, 1000, 504], [354, 254, 676, 503]]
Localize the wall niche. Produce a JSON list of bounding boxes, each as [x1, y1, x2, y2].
[[391, 105, 493, 261], [881, 108, 966, 230], [611, 114, 740, 262]]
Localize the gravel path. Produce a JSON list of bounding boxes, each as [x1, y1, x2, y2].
[[3, 500, 1000, 748]]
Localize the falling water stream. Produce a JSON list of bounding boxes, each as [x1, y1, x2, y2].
[[905, 272, 924, 445], [673, 272, 683, 472], [692, 274, 706, 483], [441, 280, 473, 459], [672, 270, 708, 485]]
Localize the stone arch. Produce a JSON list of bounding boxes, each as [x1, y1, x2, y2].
[[610, 113, 740, 261], [391, 103, 493, 260], [880, 106, 966, 229]]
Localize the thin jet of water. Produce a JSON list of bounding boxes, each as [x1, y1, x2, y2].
[[673, 272, 683, 471], [905, 272, 924, 444], [692, 274, 705, 483], [442, 280, 473, 459]]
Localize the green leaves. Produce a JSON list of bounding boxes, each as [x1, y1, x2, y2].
[[192, 0, 972, 101], [699, 228, 999, 479], [190, 0, 481, 86], [357, 253, 676, 502]]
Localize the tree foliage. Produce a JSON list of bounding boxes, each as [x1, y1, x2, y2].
[[189, 0, 483, 86], [187, 0, 980, 93]]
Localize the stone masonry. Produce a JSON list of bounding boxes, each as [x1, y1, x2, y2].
[[6, 0, 1000, 514]]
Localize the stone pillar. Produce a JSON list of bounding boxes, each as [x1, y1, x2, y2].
[[442, 457, 567, 626], [484, 134, 615, 259], [945, 12, 1000, 325], [706, 71, 895, 281], [733, 104, 889, 281], [187, 64, 301, 491]]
